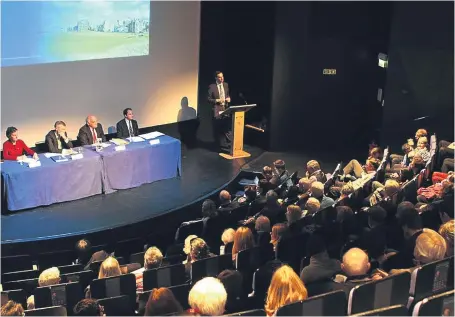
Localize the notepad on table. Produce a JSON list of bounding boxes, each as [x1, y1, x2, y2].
[[139, 131, 164, 140], [51, 155, 69, 163]]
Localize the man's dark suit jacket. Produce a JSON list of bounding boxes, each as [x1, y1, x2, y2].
[[208, 82, 230, 105], [45, 130, 73, 153], [116, 119, 139, 138], [77, 123, 106, 146]]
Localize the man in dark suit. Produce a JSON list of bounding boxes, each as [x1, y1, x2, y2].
[[116, 108, 139, 138], [45, 121, 73, 153], [208, 71, 231, 149], [77, 115, 106, 146]]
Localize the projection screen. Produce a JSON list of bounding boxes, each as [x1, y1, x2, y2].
[[1, 1, 201, 148]]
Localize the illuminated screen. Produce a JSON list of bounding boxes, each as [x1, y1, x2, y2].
[[1, 1, 150, 67], [1, 1, 201, 147]]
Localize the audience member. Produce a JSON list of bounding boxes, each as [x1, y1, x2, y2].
[[437, 140, 454, 168], [74, 239, 92, 266], [255, 216, 272, 247], [185, 238, 214, 277], [310, 181, 335, 210], [271, 223, 288, 251], [188, 277, 227, 316], [201, 199, 218, 236], [303, 197, 320, 217], [306, 160, 327, 183], [218, 190, 240, 215], [1, 301, 24, 316], [218, 270, 246, 314], [265, 265, 308, 316], [439, 220, 454, 257], [183, 235, 198, 264], [360, 206, 388, 260], [232, 227, 255, 262], [27, 267, 61, 309], [300, 234, 341, 285], [270, 160, 291, 187], [144, 287, 183, 316], [132, 246, 163, 292], [221, 228, 235, 254], [332, 248, 372, 294], [73, 299, 104, 316]]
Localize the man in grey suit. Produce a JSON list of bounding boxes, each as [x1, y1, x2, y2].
[[45, 121, 73, 153]]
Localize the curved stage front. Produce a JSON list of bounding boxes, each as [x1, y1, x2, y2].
[[1, 146, 263, 247]]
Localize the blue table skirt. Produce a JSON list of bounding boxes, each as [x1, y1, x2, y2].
[[95, 135, 182, 193], [1, 150, 104, 211]]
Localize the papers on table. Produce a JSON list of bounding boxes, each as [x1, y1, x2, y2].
[[127, 136, 145, 143], [110, 138, 129, 146], [44, 153, 61, 158], [51, 155, 69, 163], [139, 131, 164, 140], [91, 142, 111, 148]]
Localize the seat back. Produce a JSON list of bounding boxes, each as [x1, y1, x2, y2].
[[90, 274, 136, 311], [175, 220, 204, 243], [129, 251, 145, 267], [60, 270, 95, 290], [276, 232, 309, 272], [224, 309, 266, 316], [34, 282, 83, 312], [348, 271, 411, 315], [350, 304, 408, 316], [164, 254, 187, 266], [410, 257, 454, 301], [143, 263, 186, 291], [191, 254, 234, 282], [24, 306, 67, 316], [412, 289, 454, 316], [203, 215, 231, 252], [236, 245, 274, 272], [2, 278, 39, 296], [168, 284, 191, 309], [1, 255, 33, 273], [2, 269, 39, 283], [38, 250, 75, 270], [276, 290, 346, 316], [97, 295, 135, 316], [1, 289, 27, 309]]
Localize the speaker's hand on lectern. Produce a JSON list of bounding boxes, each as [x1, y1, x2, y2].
[[225, 97, 231, 103]]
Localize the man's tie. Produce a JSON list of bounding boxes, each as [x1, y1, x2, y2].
[[219, 84, 225, 105], [92, 128, 97, 144], [128, 121, 134, 137]]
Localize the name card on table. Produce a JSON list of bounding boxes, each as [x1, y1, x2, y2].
[[71, 153, 84, 160], [27, 160, 42, 168], [149, 139, 160, 146], [115, 145, 126, 151]]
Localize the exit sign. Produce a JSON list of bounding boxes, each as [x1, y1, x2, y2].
[[323, 69, 336, 75]]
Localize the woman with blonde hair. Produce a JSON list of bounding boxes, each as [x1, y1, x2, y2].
[[414, 228, 447, 266], [439, 220, 454, 257], [231, 227, 254, 262], [265, 265, 308, 316], [98, 257, 121, 279]]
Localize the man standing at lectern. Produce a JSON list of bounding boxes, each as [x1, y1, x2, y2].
[[208, 71, 231, 150]]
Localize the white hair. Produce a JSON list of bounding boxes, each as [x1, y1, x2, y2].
[[311, 181, 324, 198], [188, 277, 227, 316], [38, 267, 60, 287]]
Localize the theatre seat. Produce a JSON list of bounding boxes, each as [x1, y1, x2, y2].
[[98, 295, 135, 316], [90, 273, 136, 312], [1, 289, 27, 310], [412, 289, 454, 316], [350, 304, 408, 316], [33, 281, 83, 312], [1, 255, 33, 273], [347, 271, 411, 315], [60, 270, 95, 290], [276, 290, 346, 316], [191, 254, 234, 283], [224, 309, 266, 316], [2, 278, 39, 297], [24, 306, 67, 316], [143, 263, 186, 291]]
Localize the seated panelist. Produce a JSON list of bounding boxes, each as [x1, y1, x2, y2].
[[116, 108, 139, 138], [77, 115, 106, 146], [3, 126, 38, 161], [45, 121, 73, 153]]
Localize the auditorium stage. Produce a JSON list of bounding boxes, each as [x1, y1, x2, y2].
[[1, 143, 342, 256]]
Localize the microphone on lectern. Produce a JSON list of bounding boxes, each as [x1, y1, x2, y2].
[[239, 92, 248, 105]]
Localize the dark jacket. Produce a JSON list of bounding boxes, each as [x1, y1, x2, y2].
[[77, 123, 106, 146], [45, 130, 73, 153], [116, 119, 139, 138], [208, 82, 230, 105], [300, 252, 342, 285]]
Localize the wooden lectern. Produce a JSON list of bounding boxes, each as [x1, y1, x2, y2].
[[219, 104, 257, 160]]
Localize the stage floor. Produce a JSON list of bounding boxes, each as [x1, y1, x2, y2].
[[1, 145, 263, 244]]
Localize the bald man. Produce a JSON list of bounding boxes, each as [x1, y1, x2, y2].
[[330, 248, 372, 295], [77, 115, 106, 146], [218, 190, 240, 216]]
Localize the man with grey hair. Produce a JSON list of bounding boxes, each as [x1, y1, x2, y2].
[[77, 115, 106, 145], [27, 267, 61, 309], [188, 277, 227, 316], [310, 181, 335, 210], [45, 120, 73, 153]]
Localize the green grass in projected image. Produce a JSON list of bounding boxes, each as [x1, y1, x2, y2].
[[49, 31, 149, 61]]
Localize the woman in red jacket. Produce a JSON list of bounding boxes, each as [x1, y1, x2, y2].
[[3, 127, 38, 161]]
